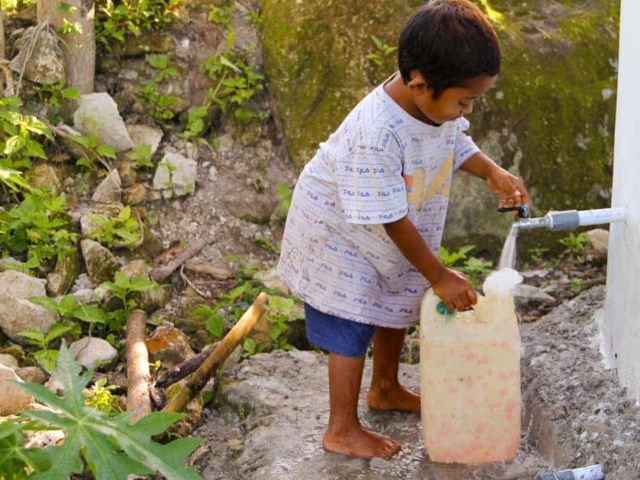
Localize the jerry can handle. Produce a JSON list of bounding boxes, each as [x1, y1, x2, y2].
[[436, 301, 456, 316]]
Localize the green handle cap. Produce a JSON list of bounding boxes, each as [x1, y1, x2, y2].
[[436, 301, 455, 316]]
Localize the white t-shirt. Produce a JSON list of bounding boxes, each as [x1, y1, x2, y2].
[[277, 81, 479, 328]]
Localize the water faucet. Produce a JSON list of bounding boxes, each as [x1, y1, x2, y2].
[[511, 207, 628, 232]]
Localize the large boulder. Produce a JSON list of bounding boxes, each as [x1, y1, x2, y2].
[[261, 0, 619, 254]]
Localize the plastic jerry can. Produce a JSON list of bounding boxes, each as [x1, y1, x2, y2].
[[419, 268, 523, 464]]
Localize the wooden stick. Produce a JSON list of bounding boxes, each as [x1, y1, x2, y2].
[[126, 310, 152, 423], [163, 293, 269, 413], [149, 239, 208, 283], [184, 259, 235, 279], [154, 342, 219, 389]]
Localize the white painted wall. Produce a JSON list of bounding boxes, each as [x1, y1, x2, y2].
[[602, 0, 640, 399]]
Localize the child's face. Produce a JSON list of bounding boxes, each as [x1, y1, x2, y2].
[[408, 72, 498, 126]]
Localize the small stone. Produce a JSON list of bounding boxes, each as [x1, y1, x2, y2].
[[0, 364, 34, 415], [123, 184, 148, 205], [68, 337, 118, 370], [585, 228, 609, 252], [16, 366, 47, 384], [0, 353, 19, 370], [92, 169, 122, 203], [613, 439, 625, 448]]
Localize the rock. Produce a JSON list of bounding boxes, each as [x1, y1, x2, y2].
[[138, 225, 166, 259], [147, 325, 195, 367], [261, 0, 619, 252], [0, 364, 33, 415], [68, 337, 118, 370], [9, 27, 64, 85], [0, 257, 29, 274], [25, 164, 63, 195], [70, 288, 96, 304], [46, 248, 81, 297], [117, 160, 138, 188], [120, 32, 176, 57], [0, 270, 47, 298], [585, 228, 609, 252], [253, 269, 289, 293], [92, 169, 122, 203], [0, 353, 19, 370], [123, 184, 148, 205], [153, 152, 197, 199], [0, 293, 57, 344], [79, 202, 124, 239], [73, 93, 135, 152], [16, 366, 47, 385], [80, 239, 119, 286], [514, 284, 556, 302], [127, 124, 163, 156]]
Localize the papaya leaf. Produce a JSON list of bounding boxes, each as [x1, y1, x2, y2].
[[18, 343, 204, 479]]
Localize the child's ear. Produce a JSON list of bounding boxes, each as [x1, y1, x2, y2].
[[407, 70, 429, 95]]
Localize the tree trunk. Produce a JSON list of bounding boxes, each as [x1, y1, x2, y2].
[[37, 0, 95, 94]]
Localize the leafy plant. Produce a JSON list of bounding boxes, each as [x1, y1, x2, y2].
[[0, 96, 53, 172], [8, 343, 204, 479], [0, 418, 49, 479], [179, 105, 210, 142], [438, 245, 475, 267], [275, 182, 292, 220], [249, 10, 262, 30], [192, 303, 225, 340], [241, 337, 265, 359], [95, 0, 183, 52], [570, 277, 584, 291], [72, 131, 117, 171], [203, 50, 265, 124], [208, 5, 233, 30], [31, 294, 107, 329], [528, 246, 550, 264], [84, 377, 123, 416], [559, 232, 589, 258], [139, 82, 181, 123], [0, 166, 31, 193], [252, 236, 277, 253], [265, 295, 303, 351], [145, 54, 180, 82], [126, 144, 155, 170], [89, 205, 142, 248], [101, 271, 159, 315], [0, 192, 78, 268], [19, 323, 75, 373], [366, 34, 397, 67], [37, 80, 81, 124]]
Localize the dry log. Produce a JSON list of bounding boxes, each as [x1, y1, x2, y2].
[[126, 310, 152, 423], [149, 239, 208, 283], [163, 292, 269, 413], [154, 342, 219, 389], [184, 259, 235, 279]]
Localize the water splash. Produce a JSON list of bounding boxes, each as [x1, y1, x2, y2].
[[498, 224, 518, 270]]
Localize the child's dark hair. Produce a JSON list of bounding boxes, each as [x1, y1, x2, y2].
[[398, 0, 501, 98]]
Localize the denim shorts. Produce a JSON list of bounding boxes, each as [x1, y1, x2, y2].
[[304, 303, 376, 357]]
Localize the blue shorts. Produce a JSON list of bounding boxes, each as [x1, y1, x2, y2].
[[304, 303, 376, 357]]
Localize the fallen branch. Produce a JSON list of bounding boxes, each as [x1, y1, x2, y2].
[[126, 310, 152, 423], [184, 259, 235, 279], [154, 342, 219, 389], [163, 292, 269, 413], [150, 238, 208, 283], [179, 264, 209, 298]]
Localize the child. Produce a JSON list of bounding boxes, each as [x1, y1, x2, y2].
[[277, 0, 529, 460]]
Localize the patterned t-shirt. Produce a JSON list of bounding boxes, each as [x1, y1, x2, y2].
[[277, 81, 480, 328]]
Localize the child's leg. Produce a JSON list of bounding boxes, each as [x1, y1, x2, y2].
[[323, 352, 402, 459], [367, 326, 421, 412]]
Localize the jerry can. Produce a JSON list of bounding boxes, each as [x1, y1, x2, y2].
[[419, 269, 523, 464]]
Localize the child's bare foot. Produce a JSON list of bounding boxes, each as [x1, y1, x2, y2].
[[366, 384, 421, 412], [323, 425, 402, 459]]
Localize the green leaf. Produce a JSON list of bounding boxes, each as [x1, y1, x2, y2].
[[19, 343, 205, 479], [96, 144, 116, 159], [205, 315, 224, 339], [34, 349, 60, 373], [18, 329, 45, 344]]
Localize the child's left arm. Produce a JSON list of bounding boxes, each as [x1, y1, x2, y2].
[[459, 152, 530, 209]]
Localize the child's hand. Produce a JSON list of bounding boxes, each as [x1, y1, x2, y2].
[[431, 268, 478, 313], [486, 166, 530, 210]]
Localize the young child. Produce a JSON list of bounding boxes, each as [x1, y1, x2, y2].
[[277, 0, 529, 460]]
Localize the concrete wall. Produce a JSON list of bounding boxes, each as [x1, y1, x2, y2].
[[602, 0, 640, 399]]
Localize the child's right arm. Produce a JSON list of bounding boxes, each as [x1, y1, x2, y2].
[[383, 215, 478, 313]]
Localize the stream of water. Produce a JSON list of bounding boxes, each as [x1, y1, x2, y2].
[[498, 225, 518, 270]]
